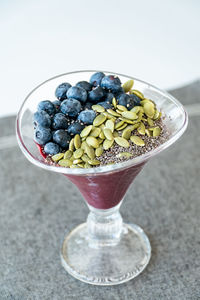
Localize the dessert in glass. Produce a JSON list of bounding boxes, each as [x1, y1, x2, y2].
[[16, 71, 188, 285]]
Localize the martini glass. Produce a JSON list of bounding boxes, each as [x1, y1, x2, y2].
[[16, 71, 188, 285]]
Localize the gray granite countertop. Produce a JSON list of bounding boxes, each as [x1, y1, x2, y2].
[[0, 82, 200, 299]]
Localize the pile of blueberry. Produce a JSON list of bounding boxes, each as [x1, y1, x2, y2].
[[33, 72, 141, 155]]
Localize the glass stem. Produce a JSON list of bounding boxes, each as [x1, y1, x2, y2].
[[87, 202, 123, 248]]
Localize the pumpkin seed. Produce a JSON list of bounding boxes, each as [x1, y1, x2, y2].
[[121, 111, 138, 120], [85, 144, 95, 159], [88, 159, 100, 166], [137, 122, 145, 135], [116, 109, 123, 114], [113, 131, 119, 137], [103, 139, 114, 150], [116, 123, 128, 131], [153, 109, 160, 120], [70, 164, 80, 168], [115, 120, 125, 129], [80, 125, 93, 138], [116, 105, 127, 112], [153, 127, 161, 137], [145, 129, 152, 137], [130, 135, 145, 146], [140, 98, 154, 106], [97, 138, 104, 144], [126, 123, 140, 131], [90, 127, 101, 137], [77, 163, 84, 168], [84, 162, 91, 168], [74, 148, 84, 159], [147, 117, 154, 126], [143, 102, 155, 118], [81, 141, 87, 150], [52, 153, 64, 162], [103, 128, 113, 140], [107, 109, 121, 117], [69, 138, 74, 151], [122, 79, 134, 92], [122, 128, 132, 140], [58, 159, 72, 167], [64, 150, 72, 160], [130, 89, 144, 99], [81, 154, 90, 162], [74, 134, 81, 149], [70, 154, 75, 161], [73, 159, 83, 164], [99, 131, 105, 139], [112, 97, 117, 108], [95, 146, 104, 157], [105, 119, 115, 132], [86, 136, 99, 148], [116, 152, 132, 158], [92, 104, 105, 113], [130, 106, 141, 113], [114, 137, 130, 148], [93, 114, 107, 126]]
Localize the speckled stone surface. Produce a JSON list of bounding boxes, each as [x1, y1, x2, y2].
[[0, 83, 200, 299]]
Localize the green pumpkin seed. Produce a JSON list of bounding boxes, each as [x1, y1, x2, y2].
[[130, 89, 144, 99], [114, 137, 130, 148], [116, 109, 123, 114], [70, 154, 75, 161], [126, 123, 140, 131], [137, 122, 145, 135], [103, 128, 113, 140], [88, 159, 100, 166], [153, 127, 161, 137], [103, 139, 114, 150], [107, 109, 121, 117], [74, 134, 81, 149], [81, 141, 87, 150], [81, 154, 90, 162], [99, 131, 105, 139], [95, 146, 104, 157], [73, 159, 83, 164], [121, 111, 138, 120], [97, 138, 104, 144], [64, 150, 72, 160], [116, 123, 128, 131], [90, 127, 101, 137], [86, 136, 99, 148], [113, 131, 119, 137], [130, 135, 145, 146], [145, 129, 152, 137], [116, 152, 132, 158], [130, 106, 141, 113], [153, 109, 160, 120], [140, 98, 154, 106], [122, 128, 132, 140], [143, 102, 155, 118], [69, 138, 74, 152], [77, 163, 84, 168], [92, 104, 105, 113], [52, 153, 64, 162], [112, 97, 117, 108], [58, 159, 72, 167], [93, 114, 107, 126], [116, 105, 127, 112], [122, 79, 134, 92], [115, 120, 125, 129], [84, 162, 91, 168], [105, 120, 115, 132], [70, 164, 80, 168], [74, 148, 84, 159], [85, 144, 95, 159], [147, 117, 154, 126], [80, 125, 93, 138]]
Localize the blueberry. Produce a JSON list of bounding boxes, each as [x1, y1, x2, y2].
[[37, 100, 55, 115], [117, 93, 135, 110], [113, 87, 124, 98], [44, 142, 61, 155], [78, 110, 96, 125], [53, 100, 61, 113], [88, 86, 105, 103], [60, 99, 82, 117], [34, 125, 52, 145], [101, 75, 121, 92], [129, 93, 141, 106], [84, 102, 93, 110], [52, 113, 70, 130], [76, 81, 92, 92], [90, 72, 105, 86], [67, 86, 87, 103], [33, 110, 51, 128], [55, 82, 71, 100], [103, 92, 114, 103], [98, 101, 112, 109], [53, 129, 71, 148], [67, 122, 84, 135]]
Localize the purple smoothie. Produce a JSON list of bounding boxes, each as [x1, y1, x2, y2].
[[65, 162, 145, 209]]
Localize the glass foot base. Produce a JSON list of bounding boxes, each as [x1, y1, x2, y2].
[[61, 223, 151, 285]]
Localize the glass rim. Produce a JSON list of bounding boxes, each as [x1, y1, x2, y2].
[[16, 70, 188, 176]]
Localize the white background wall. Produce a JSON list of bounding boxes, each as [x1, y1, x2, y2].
[[0, 0, 200, 117]]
